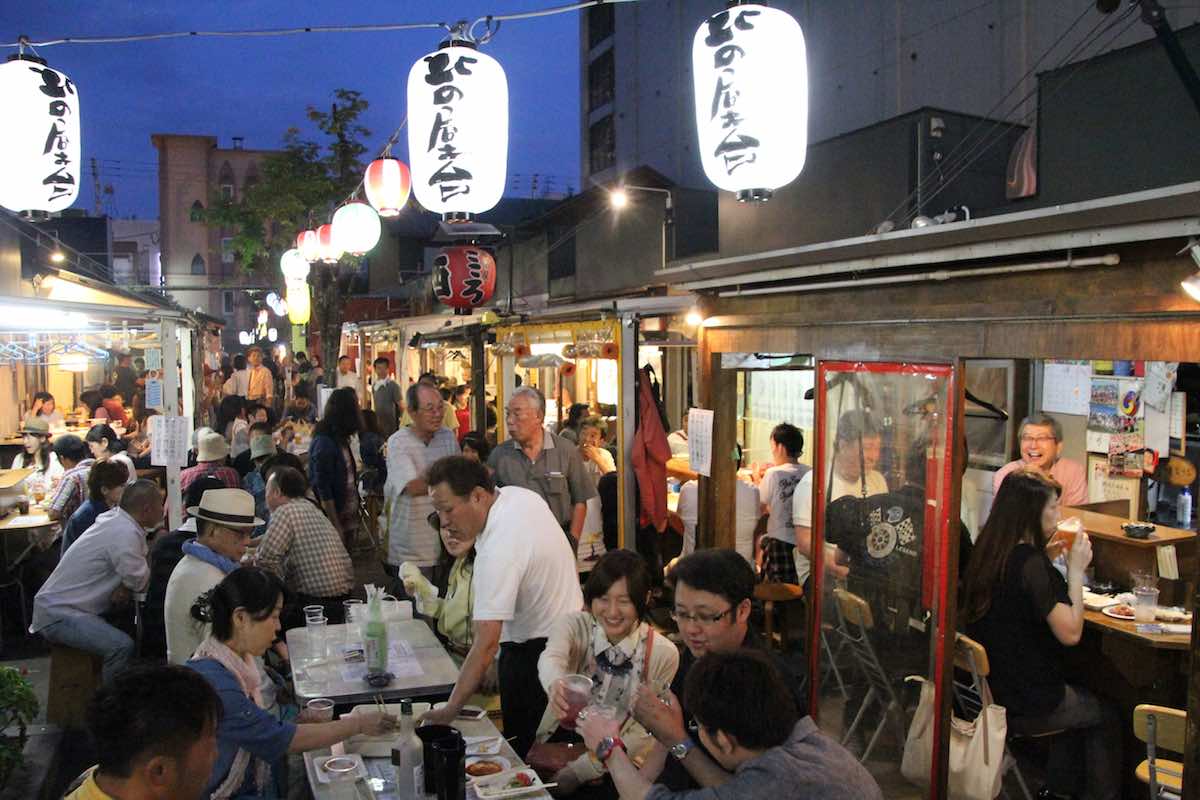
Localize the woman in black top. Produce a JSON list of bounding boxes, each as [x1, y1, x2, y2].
[[961, 469, 1119, 800]]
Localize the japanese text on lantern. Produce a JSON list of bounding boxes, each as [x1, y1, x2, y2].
[[703, 9, 760, 176], [423, 52, 477, 202], [29, 65, 77, 203]]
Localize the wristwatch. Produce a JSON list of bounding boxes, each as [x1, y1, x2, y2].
[[596, 736, 627, 765], [669, 736, 696, 760]]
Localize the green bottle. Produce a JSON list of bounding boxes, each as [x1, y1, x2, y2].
[[364, 592, 388, 675]]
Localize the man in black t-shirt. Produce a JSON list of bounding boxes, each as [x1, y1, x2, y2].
[[633, 550, 807, 792]]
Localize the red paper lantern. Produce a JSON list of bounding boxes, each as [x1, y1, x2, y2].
[[600, 342, 620, 359], [296, 229, 320, 263], [364, 157, 412, 218], [433, 246, 497, 314], [316, 223, 342, 264], [561, 362, 577, 378]]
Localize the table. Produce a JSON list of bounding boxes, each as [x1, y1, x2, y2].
[[287, 620, 460, 705], [1082, 609, 1190, 651], [305, 714, 552, 800], [1063, 507, 1198, 605]]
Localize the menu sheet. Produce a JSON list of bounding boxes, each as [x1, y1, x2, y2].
[[150, 415, 190, 467], [687, 408, 714, 477]]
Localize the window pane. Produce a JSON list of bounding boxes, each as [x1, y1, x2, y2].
[[589, 116, 615, 174], [587, 4, 614, 49], [588, 49, 615, 111]]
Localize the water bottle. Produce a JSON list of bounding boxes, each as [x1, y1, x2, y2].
[[391, 699, 423, 796], [1179, 487, 1193, 529]]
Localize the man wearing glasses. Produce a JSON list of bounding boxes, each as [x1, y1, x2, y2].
[[630, 549, 806, 791], [992, 414, 1087, 506], [489, 386, 596, 550], [383, 382, 460, 587]]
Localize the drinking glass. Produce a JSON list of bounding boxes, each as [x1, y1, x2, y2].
[[343, 599, 364, 644], [1134, 587, 1160, 623], [305, 697, 335, 722], [559, 674, 594, 730], [306, 615, 329, 660]]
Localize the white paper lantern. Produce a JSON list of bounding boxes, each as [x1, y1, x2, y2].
[[406, 43, 508, 216], [296, 229, 321, 262], [279, 248, 309, 282], [0, 56, 81, 213], [331, 200, 381, 255], [267, 327, 278, 342], [691, 4, 807, 202], [364, 157, 412, 217], [238, 331, 252, 346], [316, 223, 342, 264]]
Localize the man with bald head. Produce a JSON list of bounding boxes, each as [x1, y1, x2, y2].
[[488, 386, 595, 549]]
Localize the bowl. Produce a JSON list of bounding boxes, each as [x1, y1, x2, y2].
[[1121, 523, 1156, 540]]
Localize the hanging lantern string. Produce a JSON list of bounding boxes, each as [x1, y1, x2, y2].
[[2, 0, 639, 49]]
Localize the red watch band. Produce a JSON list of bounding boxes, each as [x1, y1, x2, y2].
[[600, 736, 627, 764]]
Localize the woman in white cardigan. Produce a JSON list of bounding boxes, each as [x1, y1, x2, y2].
[[537, 549, 678, 796]]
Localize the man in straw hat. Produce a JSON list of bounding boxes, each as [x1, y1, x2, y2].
[[164, 488, 264, 665], [181, 430, 240, 494]]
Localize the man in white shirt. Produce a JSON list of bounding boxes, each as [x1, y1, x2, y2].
[[420, 456, 583, 758], [336, 355, 359, 392], [675, 477, 758, 565], [758, 423, 810, 584], [792, 410, 889, 584], [164, 489, 261, 664], [222, 354, 250, 398], [384, 382, 460, 584], [31, 480, 162, 682]]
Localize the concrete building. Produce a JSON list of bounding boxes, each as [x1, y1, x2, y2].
[[151, 134, 278, 350], [580, 1, 1199, 191], [111, 218, 161, 288]]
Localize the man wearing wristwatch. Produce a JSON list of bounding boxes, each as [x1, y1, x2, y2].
[[578, 650, 880, 799], [627, 550, 808, 791]]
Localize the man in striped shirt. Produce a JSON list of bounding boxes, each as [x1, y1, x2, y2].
[[46, 435, 93, 527]]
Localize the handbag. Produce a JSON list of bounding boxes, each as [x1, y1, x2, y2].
[[900, 675, 1007, 800], [527, 628, 656, 780]]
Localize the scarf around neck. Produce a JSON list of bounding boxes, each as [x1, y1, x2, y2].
[[182, 539, 240, 574], [192, 635, 271, 798]]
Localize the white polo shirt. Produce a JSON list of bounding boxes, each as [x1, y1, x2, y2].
[[472, 486, 583, 644]]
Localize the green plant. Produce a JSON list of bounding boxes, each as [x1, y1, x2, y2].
[[0, 666, 39, 790]]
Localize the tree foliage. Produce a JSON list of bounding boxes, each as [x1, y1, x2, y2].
[[201, 89, 372, 370]]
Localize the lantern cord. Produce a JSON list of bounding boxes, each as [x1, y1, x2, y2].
[[3, 0, 640, 49]]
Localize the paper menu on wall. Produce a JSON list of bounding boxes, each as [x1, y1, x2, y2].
[[1086, 454, 1140, 519], [687, 408, 714, 477], [1143, 362, 1178, 412], [1170, 392, 1186, 441], [1042, 361, 1091, 416], [149, 415, 190, 467], [144, 379, 163, 410]]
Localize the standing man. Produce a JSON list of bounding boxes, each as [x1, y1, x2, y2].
[[384, 382, 459, 585], [336, 355, 358, 390], [31, 480, 163, 682], [371, 356, 403, 438], [244, 347, 273, 405], [420, 456, 582, 758], [488, 386, 595, 549], [223, 354, 250, 398], [112, 352, 139, 400], [992, 413, 1087, 507]]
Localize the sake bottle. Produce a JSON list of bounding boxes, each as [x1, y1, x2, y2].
[[364, 590, 388, 676]]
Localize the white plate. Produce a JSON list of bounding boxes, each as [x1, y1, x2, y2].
[[465, 735, 504, 756], [466, 755, 511, 780], [472, 767, 545, 799], [1102, 604, 1136, 620]]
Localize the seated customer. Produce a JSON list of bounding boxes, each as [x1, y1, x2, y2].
[[991, 414, 1087, 508], [46, 434, 94, 525], [402, 509, 480, 659], [86, 423, 137, 485], [64, 664, 222, 800], [631, 549, 806, 792], [963, 469, 1119, 800], [165, 488, 262, 664], [254, 466, 354, 631], [61, 459, 129, 555], [241, 434, 279, 534], [187, 568, 394, 798], [181, 430, 240, 493], [579, 649, 881, 800], [537, 550, 680, 796], [32, 480, 162, 682], [233, 421, 275, 477]]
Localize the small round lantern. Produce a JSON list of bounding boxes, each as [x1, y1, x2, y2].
[[561, 362, 577, 379], [279, 248, 309, 282], [296, 229, 321, 262], [316, 223, 342, 264], [432, 246, 497, 315], [600, 342, 620, 360], [331, 201, 381, 256], [364, 157, 412, 217]]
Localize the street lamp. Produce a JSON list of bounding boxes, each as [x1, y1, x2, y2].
[[609, 184, 675, 266]]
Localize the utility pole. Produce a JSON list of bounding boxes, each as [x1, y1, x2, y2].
[[90, 157, 102, 216]]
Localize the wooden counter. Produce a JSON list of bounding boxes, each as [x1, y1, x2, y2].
[[1063, 507, 1196, 548], [1083, 608, 1190, 651], [1063, 507, 1196, 604]]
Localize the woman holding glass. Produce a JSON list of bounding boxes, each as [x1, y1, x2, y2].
[[188, 567, 394, 799], [536, 550, 678, 796], [961, 469, 1119, 800]]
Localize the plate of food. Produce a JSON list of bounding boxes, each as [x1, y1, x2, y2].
[[1156, 606, 1193, 624], [1102, 603, 1137, 620], [472, 767, 546, 799], [466, 755, 511, 779]]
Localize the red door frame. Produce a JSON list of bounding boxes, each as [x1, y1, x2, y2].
[[807, 360, 959, 799]]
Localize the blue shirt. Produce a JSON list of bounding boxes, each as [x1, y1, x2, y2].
[[187, 657, 297, 798], [242, 470, 269, 536], [60, 499, 107, 556]]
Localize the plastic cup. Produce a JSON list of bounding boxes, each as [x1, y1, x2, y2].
[[1134, 588, 1160, 623], [305, 697, 335, 722], [306, 615, 328, 659], [303, 604, 325, 621], [559, 674, 594, 730]]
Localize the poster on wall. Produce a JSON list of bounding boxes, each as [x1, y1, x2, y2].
[[1086, 376, 1143, 454], [1042, 360, 1091, 416], [1086, 453, 1140, 519]]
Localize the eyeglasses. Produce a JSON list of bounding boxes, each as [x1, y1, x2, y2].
[[1020, 435, 1057, 445], [670, 607, 734, 626]]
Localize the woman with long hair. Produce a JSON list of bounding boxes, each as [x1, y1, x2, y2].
[[188, 567, 394, 798], [85, 423, 136, 485], [961, 469, 1119, 800], [308, 387, 362, 547], [12, 418, 63, 492]]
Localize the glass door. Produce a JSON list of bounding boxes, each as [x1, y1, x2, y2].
[[808, 361, 960, 797]]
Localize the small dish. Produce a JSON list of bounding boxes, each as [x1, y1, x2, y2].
[[466, 755, 511, 779], [1121, 523, 1156, 540], [315, 754, 367, 784], [1102, 604, 1137, 620], [473, 768, 546, 799]]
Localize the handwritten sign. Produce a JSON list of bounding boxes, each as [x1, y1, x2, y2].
[[687, 408, 715, 477], [149, 415, 189, 467]]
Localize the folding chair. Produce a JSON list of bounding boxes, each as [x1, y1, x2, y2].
[[1133, 704, 1185, 799], [952, 633, 1032, 800], [833, 587, 908, 761]]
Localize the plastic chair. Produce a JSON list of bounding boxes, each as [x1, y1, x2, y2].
[[1133, 704, 1185, 799], [833, 587, 908, 761], [952, 633, 1032, 800]]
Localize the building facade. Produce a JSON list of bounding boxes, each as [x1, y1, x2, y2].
[[152, 134, 278, 351]]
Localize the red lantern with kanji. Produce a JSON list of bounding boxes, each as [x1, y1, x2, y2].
[[364, 157, 412, 217], [433, 246, 497, 315]]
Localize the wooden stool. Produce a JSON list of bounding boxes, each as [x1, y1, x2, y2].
[[755, 582, 805, 651], [47, 645, 102, 728]]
